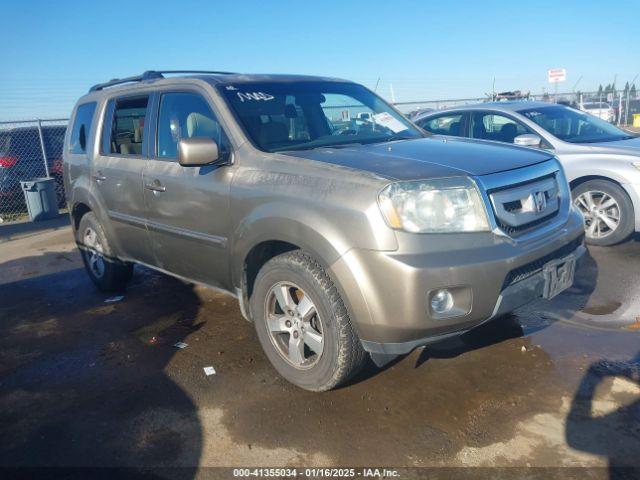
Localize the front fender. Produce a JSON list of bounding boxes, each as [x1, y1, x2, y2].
[[231, 201, 356, 287], [230, 201, 384, 336]]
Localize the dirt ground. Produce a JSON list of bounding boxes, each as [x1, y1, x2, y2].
[[1, 216, 639, 478]]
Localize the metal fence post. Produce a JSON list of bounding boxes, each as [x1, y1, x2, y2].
[[36, 119, 50, 178], [625, 88, 631, 126]]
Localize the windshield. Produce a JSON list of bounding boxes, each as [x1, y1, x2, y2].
[[218, 81, 423, 152], [520, 105, 632, 143]]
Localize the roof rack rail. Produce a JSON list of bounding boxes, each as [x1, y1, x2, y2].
[[89, 70, 237, 93]]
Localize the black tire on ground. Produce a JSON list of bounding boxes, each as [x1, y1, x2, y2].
[[572, 179, 635, 247], [250, 250, 367, 391], [77, 212, 133, 291]]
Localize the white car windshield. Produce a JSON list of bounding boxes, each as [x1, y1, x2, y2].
[[219, 81, 423, 152], [520, 105, 632, 144]]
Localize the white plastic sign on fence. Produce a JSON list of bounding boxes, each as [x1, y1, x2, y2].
[[548, 68, 566, 84]]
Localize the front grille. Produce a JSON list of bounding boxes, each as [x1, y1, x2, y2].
[[489, 173, 561, 237], [502, 234, 584, 289], [498, 212, 557, 236]]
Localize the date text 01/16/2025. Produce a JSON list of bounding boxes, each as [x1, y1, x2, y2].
[[232, 468, 400, 478]]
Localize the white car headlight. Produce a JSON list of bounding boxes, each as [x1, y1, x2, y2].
[[378, 177, 490, 233]]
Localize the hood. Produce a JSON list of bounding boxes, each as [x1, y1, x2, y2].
[[582, 136, 640, 155], [281, 136, 554, 181]]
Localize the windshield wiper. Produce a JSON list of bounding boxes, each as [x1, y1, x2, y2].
[[324, 142, 364, 149], [376, 133, 418, 143], [274, 141, 364, 152], [576, 136, 634, 144]]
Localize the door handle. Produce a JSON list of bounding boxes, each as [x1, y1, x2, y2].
[[92, 172, 107, 182], [145, 181, 166, 193]]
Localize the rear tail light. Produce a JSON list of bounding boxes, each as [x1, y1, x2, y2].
[[0, 156, 17, 168]]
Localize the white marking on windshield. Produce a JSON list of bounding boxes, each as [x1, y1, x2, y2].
[[237, 92, 275, 102]]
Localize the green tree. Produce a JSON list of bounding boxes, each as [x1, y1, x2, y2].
[[598, 84, 603, 96], [631, 84, 637, 99]]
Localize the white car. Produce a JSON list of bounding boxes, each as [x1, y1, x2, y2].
[[580, 102, 615, 122], [414, 102, 640, 246]]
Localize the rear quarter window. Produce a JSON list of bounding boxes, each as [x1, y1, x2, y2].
[[69, 102, 97, 154], [418, 114, 463, 136]]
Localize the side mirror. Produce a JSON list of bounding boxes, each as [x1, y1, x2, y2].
[[178, 137, 221, 167], [514, 134, 542, 148]]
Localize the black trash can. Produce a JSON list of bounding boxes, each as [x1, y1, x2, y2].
[[20, 177, 59, 221]]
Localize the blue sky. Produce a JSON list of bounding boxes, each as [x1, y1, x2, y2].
[[1, 0, 638, 120]]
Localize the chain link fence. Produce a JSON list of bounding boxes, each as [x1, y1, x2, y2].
[[395, 90, 640, 126], [0, 119, 68, 223]]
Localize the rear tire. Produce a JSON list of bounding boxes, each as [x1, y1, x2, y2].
[[572, 180, 634, 246], [77, 212, 133, 292], [251, 250, 367, 391]]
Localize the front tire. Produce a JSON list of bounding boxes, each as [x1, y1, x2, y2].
[[251, 250, 367, 391], [77, 212, 133, 291], [572, 180, 635, 246]]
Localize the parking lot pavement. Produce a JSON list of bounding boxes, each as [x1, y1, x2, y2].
[[1, 220, 639, 475]]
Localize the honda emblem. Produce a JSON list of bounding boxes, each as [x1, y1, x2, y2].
[[533, 191, 547, 213]]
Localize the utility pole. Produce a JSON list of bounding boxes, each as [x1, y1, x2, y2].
[[389, 84, 396, 104]]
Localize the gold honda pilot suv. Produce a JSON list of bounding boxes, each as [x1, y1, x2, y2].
[[64, 70, 586, 390]]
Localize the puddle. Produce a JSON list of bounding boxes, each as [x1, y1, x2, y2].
[[581, 301, 622, 316]]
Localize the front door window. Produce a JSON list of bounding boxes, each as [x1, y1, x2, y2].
[[470, 112, 531, 144]]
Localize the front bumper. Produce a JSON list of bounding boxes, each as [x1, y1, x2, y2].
[[329, 207, 586, 355]]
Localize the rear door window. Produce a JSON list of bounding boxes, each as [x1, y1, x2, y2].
[[105, 96, 149, 156], [69, 103, 96, 154], [416, 114, 464, 136]]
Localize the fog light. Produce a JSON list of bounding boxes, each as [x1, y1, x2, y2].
[[431, 289, 454, 314]]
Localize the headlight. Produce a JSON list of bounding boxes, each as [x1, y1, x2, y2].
[[378, 177, 490, 233]]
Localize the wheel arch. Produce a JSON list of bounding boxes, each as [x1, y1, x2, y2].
[[234, 222, 344, 296], [570, 174, 638, 240], [569, 175, 636, 219], [569, 174, 626, 192], [68, 187, 124, 255], [231, 211, 363, 327], [71, 202, 92, 231]]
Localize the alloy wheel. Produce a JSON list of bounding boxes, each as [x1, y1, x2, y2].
[[83, 227, 106, 279], [574, 190, 620, 239], [265, 281, 324, 370]]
